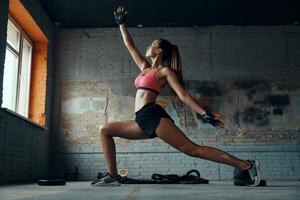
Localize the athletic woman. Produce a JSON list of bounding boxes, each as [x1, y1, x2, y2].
[[92, 6, 261, 186]]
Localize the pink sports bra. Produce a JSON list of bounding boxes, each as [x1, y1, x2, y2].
[[134, 68, 162, 94]]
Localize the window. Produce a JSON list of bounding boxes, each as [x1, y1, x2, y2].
[[2, 16, 33, 118]]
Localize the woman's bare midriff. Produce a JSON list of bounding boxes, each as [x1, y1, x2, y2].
[[135, 89, 158, 112]]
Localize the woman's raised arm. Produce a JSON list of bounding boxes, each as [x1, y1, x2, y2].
[[114, 6, 150, 71]]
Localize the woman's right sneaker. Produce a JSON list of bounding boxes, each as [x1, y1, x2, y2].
[[246, 160, 261, 186], [91, 173, 121, 186]]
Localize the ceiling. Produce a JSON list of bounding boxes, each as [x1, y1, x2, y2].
[[38, 0, 300, 28]]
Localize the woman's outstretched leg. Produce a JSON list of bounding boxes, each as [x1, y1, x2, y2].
[[99, 120, 148, 176], [155, 118, 250, 170]]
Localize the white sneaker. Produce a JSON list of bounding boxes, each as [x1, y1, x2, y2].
[[91, 173, 121, 187], [246, 160, 261, 186]]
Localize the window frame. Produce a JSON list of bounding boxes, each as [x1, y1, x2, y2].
[[3, 15, 34, 117]]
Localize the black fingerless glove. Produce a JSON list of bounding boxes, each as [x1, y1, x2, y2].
[[201, 113, 225, 128], [114, 8, 128, 25]]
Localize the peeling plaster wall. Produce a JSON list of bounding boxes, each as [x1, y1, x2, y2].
[[53, 26, 300, 180]]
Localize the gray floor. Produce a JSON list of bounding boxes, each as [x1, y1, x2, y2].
[[0, 181, 299, 200]]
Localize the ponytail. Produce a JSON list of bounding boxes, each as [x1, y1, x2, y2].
[[155, 39, 185, 97], [170, 45, 184, 88]]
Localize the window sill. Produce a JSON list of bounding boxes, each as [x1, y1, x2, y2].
[[1, 108, 48, 130]]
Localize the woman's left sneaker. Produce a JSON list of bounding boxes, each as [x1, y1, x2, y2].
[[91, 173, 121, 186]]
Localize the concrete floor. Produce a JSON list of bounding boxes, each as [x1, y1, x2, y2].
[[0, 181, 299, 200]]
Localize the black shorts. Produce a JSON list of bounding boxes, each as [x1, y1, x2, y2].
[[135, 103, 174, 138]]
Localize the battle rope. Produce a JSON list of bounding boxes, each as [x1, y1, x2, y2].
[[119, 169, 209, 184]]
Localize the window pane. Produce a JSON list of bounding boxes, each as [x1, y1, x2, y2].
[[18, 39, 32, 117], [7, 20, 20, 51], [1, 48, 19, 111]]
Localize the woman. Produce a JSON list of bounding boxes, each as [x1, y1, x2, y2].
[[92, 6, 261, 186]]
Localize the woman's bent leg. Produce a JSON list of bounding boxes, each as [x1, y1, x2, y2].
[[99, 120, 148, 176]]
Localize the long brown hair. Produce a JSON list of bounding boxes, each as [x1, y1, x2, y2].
[[155, 39, 184, 89]]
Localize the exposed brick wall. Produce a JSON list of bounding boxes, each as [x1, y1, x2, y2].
[[56, 151, 300, 181], [53, 26, 300, 181], [1, 110, 48, 182], [29, 42, 48, 125]]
